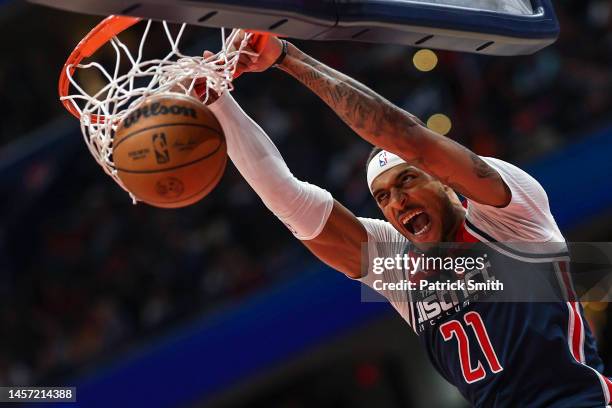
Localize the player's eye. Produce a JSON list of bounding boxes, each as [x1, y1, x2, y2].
[[400, 174, 414, 184], [376, 192, 389, 205]]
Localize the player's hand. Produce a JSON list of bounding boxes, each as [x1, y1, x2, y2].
[[193, 54, 220, 103], [232, 30, 284, 76], [196, 31, 283, 101]]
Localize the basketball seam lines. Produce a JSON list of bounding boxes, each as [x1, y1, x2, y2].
[[113, 122, 223, 150], [114, 142, 223, 174]]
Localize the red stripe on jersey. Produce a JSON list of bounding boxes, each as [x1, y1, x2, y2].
[[565, 299, 612, 404], [455, 221, 480, 243], [558, 261, 577, 301], [603, 375, 612, 404], [569, 301, 585, 363]]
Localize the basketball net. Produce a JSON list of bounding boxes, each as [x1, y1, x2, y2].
[[60, 17, 260, 202]]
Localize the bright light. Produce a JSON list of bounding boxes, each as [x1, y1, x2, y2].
[[589, 302, 608, 312], [413, 49, 438, 72], [427, 113, 452, 135]]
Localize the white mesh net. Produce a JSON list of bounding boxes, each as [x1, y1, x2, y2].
[[61, 20, 254, 202]]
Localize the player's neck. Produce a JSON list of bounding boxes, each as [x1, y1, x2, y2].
[[442, 203, 466, 242]]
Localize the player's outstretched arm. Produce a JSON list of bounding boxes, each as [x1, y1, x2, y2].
[[237, 37, 510, 207], [207, 92, 367, 278]]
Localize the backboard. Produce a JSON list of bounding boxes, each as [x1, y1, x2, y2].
[[28, 0, 559, 55]]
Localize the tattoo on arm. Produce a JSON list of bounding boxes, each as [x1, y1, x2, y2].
[[277, 45, 508, 205], [278, 44, 424, 146], [470, 152, 497, 179], [425, 149, 499, 194]]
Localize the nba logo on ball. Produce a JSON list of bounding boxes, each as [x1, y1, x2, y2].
[[378, 151, 388, 167], [152, 133, 170, 164]]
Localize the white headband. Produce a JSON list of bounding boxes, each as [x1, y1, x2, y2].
[[367, 150, 406, 194]]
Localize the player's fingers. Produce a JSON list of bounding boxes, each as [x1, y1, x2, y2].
[[247, 51, 259, 63], [229, 29, 248, 52], [238, 53, 253, 67], [202, 51, 226, 70], [240, 44, 259, 60]]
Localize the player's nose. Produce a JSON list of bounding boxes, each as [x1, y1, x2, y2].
[[388, 187, 407, 209]]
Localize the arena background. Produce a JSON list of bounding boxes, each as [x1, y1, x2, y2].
[[0, 0, 611, 407]]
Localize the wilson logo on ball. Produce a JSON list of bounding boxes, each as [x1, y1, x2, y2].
[[122, 102, 198, 129]]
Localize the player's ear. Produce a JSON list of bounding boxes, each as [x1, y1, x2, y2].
[[441, 183, 457, 197], [442, 184, 463, 204]]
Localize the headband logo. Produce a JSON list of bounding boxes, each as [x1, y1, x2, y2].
[[378, 151, 388, 167]]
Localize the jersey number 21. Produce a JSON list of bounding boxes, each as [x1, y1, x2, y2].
[[440, 311, 504, 383]]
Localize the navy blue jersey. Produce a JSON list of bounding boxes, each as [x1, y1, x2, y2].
[[409, 220, 611, 407], [356, 157, 612, 407]]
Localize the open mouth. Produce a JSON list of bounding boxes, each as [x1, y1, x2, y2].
[[400, 209, 431, 236]]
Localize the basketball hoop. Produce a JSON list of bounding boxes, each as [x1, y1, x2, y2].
[[59, 15, 268, 200]]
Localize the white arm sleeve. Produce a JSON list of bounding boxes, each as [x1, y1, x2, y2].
[[207, 93, 334, 240]]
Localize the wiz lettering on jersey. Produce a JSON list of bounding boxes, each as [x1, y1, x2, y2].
[[355, 157, 612, 407]]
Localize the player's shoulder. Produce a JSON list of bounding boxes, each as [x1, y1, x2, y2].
[[353, 217, 411, 286], [357, 217, 410, 258], [466, 156, 564, 243], [357, 217, 406, 243]]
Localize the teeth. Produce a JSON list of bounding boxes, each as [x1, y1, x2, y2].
[[400, 209, 423, 225], [399, 209, 430, 236], [414, 221, 431, 236]]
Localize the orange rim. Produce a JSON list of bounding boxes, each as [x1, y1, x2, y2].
[[60, 16, 272, 122], [59, 15, 141, 122]]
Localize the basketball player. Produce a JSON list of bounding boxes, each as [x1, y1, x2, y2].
[[204, 35, 612, 406]]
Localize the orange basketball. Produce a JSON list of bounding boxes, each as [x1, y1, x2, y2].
[[112, 94, 226, 208]]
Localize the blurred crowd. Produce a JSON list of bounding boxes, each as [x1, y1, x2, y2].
[[0, 0, 611, 388]]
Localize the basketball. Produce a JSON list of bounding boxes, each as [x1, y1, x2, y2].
[[112, 94, 226, 208]]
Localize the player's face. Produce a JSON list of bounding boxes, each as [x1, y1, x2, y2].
[[371, 164, 459, 245]]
